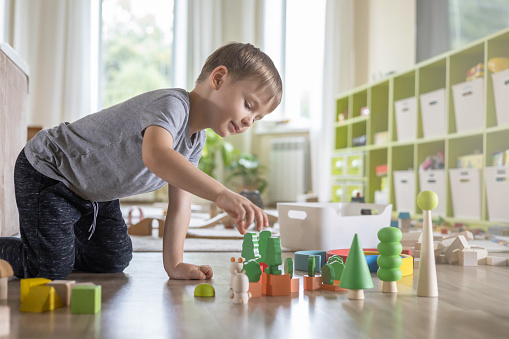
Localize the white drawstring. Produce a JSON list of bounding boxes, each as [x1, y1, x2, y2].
[[88, 202, 99, 240]]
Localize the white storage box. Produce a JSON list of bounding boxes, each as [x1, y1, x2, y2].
[[394, 97, 417, 141], [491, 68, 509, 127], [277, 202, 392, 250], [420, 88, 447, 138], [449, 168, 481, 219], [393, 170, 416, 213], [485, 167, 509, 222], [452, 78, 484, 133], [419, 169, 446, 216]]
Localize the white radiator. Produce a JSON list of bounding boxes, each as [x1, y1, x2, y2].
[[269, 137, 310, 203]]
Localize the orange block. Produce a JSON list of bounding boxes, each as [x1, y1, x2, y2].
[[321, 283, 346, 292], [303, 275, 321, 291], [266, 274, 291, 296], [262, 272, 268, 295], [249, 280, 262, 298], [290, 278, 299, 293]]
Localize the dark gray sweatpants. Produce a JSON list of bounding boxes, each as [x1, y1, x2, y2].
[[0, 149, 133, 279]]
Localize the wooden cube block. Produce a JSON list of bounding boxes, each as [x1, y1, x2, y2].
[[266, 274, 291, 296], [303, 275, 322, 291], [413, 250, 421, 258], [478, 257, 487, 265], [487, 256, 507, 267], [71, 285, 101, 314], [20, 286, 64, 313], [414, 242, 421, 250], [414, 258, 420, 269], [470, 246, 488, 264], [20, 278, 51, 303], [249, 280, 262, 298], [46, 280, 76, 306], [290, 278, 299, 293], [458, 250, 478, 266], [0, 306, 9, 337]]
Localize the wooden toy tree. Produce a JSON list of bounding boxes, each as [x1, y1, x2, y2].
[[243, 260, 262, 282], [284, 257, 294, 278], [308, 256, 316, 277], [322, 264, 335, 285], [339, 234, 374, 299], [377, 227, 403, 293], [265, 237, 282, 275], [258, 230, 272, 264], [327, 255, 345, 279], [241, 232, 261, 262], [416, 191, 439, 297]]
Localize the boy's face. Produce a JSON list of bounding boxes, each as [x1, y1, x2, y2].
[[208, 73, 272, 138]]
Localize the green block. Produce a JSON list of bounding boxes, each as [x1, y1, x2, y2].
[[194, 283, 215, 297], [71, 285, 101, 314]]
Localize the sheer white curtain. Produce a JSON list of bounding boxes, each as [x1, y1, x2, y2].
[[311, 0, 355, 202], [11, 0, 91, 128]]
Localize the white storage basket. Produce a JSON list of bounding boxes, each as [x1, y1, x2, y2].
[[277, 202, 392, 250], [420, 88, 447, 138], [394, 97, 417, 141], [449, 168, 481, 219], [491, 68, 509, 127], [485, 166, 509, 222], [452, 78, 484, 133], [393, 170, 416, 213]]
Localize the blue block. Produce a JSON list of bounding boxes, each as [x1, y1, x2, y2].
[[294, 251, 326, 272], [390, 220, 399, 228], [366, 255, 379, 273]]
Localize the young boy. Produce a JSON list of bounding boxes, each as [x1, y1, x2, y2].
[[0, 42, 283, 281]]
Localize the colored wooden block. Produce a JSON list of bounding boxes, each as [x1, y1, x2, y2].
[[249, 279, 262, 298], [294, 251, 326, 272], [487, 256, 507, 267], [20, 285, 64, 313], [46, 280, 76, 306], [0, 306, 9, 337], [261, 272, 267, 295], [321, 283, 346, 292], [458, 250, 478, 266], [290, 278, 299, 293], [20, 278, 51, 303], [71, 285, 101, 314], [303, 275, 321, 291], [266, 273, 291, 296]]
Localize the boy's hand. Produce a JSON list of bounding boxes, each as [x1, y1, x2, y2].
[[168, 263, 213, 280], [215, 189, 269, 234]]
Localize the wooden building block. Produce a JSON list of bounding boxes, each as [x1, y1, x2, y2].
[[20, 286, 64, 313], [414, 242, 421, 250], [413, 250, 421, 258], [414, 258, 420, 269], [487, 256, 507, 267], [303, 275, 322, 290], [436, 254, 447, 264], [71, 285, 101, 314], [458, 250, 478, 266], [450, 249, 460, 265], [321, 283, 346, 292], [266, 274, 291, 296], [261, 272, 267, 295], [0, 259, 14, 300], [444, 235, 469, 264], [46, 280, 76, 306], [20, 278, 51, 303], [470, 246, 488, 264], [0, 306, 9, 337], [478, 257, 487, 265], [290, 278, 299, 293], [249, 280, 262, 298]]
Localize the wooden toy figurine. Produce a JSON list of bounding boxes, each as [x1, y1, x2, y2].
[[230, 271, 252, 304], [377, 227, 403, 293], [230, 257, 244, 292], [416, 191, 439, 297]]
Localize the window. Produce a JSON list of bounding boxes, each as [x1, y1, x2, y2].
[[260, 0, 326, 126], [100, 0, 174, 109]]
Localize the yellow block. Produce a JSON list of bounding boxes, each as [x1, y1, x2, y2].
[[20, 278, 51, 303], [364, 251, 413, 276], [20, 285, 64, 313]]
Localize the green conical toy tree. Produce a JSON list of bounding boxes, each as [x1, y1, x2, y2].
[[377, 227, 403, 293], [258, 230, 272, 264], [265, 237, 282, 275], [339, 233, 374, 299], [241, 232, 261, 262]]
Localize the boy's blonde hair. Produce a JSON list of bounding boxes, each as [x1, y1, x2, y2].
[[196, 42, 283, 113]]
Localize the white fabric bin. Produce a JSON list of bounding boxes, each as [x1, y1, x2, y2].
[[449, 168, 481, 219], [485, 166, 509, 222], [420, 88, 447, 138], [277, 202, 392, 250], [395, 97, 417, 141], [419, 169, 446, 216], [491, 68, 509, 127], [393, 170, 416, 213], [452, 78, 484, 132]]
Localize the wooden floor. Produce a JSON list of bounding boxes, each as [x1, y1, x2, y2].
[[2, 252, 509, 339]]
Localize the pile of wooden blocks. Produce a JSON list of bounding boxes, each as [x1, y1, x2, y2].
[[412, 230, 509, 268]]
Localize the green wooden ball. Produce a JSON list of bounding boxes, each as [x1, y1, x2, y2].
[[377, 227, 403, 242], [417, 190, 439, 211], [377, 267, 402, 282], [377, 254, 402, 269], [377, 242, 403, 256]]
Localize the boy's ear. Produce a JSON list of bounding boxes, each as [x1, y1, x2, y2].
[[210, 66, 228, 90]]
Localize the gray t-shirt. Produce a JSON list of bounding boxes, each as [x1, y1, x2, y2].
[[24, 88, 206, 202]]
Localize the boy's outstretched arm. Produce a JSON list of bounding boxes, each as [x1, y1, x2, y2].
[[142, 125, 269, 234], [163, 184, 213, 280]]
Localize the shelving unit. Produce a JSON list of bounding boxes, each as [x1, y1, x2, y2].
[[331, 27, 509, 227]]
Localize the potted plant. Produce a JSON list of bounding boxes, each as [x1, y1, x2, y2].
[[226, 152, 267, 202], [198, 129, 235, 179]]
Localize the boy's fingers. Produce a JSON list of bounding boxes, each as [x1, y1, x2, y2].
[[189, 269, 206, 280], [200, 265, 213, 279], [236, 221, 247, 235], [245, 205, 255, 229]]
